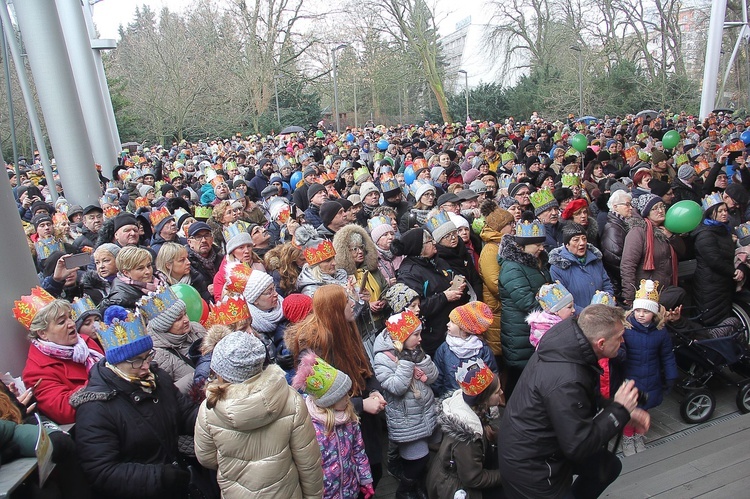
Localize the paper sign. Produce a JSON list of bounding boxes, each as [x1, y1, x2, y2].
[[34, 413, 55, 488], [1, 372, 25, 393]]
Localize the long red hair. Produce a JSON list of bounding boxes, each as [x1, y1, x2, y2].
[[285, 285, 372, 394]]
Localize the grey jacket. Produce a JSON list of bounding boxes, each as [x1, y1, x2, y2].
[[372, 331, 438, 443]]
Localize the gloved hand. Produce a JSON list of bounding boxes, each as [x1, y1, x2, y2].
[[360, 483, 375, 498], [397, 348, 414, 362], [276, 343, 295, 371], [161, 463, 190, 495], [411, 345, 426, 363]]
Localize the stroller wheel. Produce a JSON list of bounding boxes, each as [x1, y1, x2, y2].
[[680, 388, 716, 424], [736, 382, 750, 414]]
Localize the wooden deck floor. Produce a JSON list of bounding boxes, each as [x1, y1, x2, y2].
[[603, 413, 750, 498]]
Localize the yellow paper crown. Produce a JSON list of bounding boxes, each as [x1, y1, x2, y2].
[[134, 197, 151, 209], [103, 206, 121, 219], [634, 279, 660, 302], [149, 206, 172, 228], [13, 287, 55, 330]]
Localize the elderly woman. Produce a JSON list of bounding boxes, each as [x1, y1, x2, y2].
[[295, 225, 350, 297], [549, 224, 614, 312], [391, 228, 469, 357], [427, 211, 482, 300], [621, 194, 685, 306], [155, 242, 212, 304], [400, 181, 437, 232], [561, 197, 599, 247], [285, 284, 387, 486], [71, 306, 197, 499], [213, 222, 265, 301], [601, 190, 633, 300], [18, 291, 104, 424], [478, 206, 515, 359], [242, 270, 290, 364], [497, 216, 551, 397], [100, 246, 164, 313], [207, 199, 239, 250], [693, 194, 749, 325], [369, 216, 403, 285], [82, 243, 120, 305], [333, 224, 390, 333]]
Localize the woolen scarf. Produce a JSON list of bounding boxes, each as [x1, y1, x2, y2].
[[116, 273, 164, 293], [32, 334, 103, 372], [642, 218, 678, 286], [248, 299, 285, 333]]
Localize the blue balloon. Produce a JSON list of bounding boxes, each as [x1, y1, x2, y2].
[[377, 139, 389, 151], [741, 130, 750, 146], [289, 171, 303, 192], [404, 166, 416, 185], [346, 133, 355, 142], [282, 181, 291, 193]]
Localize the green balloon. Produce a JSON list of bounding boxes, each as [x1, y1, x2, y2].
[[664, 200, 702, 234], [571, 133, 588, 152], [171, 283, 203, 322], [662, 130, 680, 149]]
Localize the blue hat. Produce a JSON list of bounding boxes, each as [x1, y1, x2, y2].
[[34, 238, 64, 261], [514, 219, 546, 244], [187, 221, 212, 237], [100, 307, 153, 365], [424, 210, 457, 243]]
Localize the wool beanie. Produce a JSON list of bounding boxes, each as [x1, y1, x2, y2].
[[144, 298, 187, 336], [391, 228, 426, 257], [449, 301, 493, 335], [562, 223, 587, 245], [31, 213, 52, 229], [291, 351, 352, 408], [113, 213, 138, 233], [369, 217, 394, 244], [282, 293, 313, 323], [243, 270, 274, 305], [430, 167, 446, 183], [678, 164, 696, 182], [633, 194, 662, 218], [359, 181, 380, 200], [536, 282, 574, 313], [307, 183, 326, 202], [414, 183, 436, 203], [649, 179, 670, 198], [508, 182, 527, 198], [225, 230, 254, 256], [384, 283, 419, 314], [447, 212, 470, 229], [138, 184, 155, 198], [484, 208, 514, 233], [651, 149, 668, 165], [320, 201, 343, 227], [211, 331, 268, 383]]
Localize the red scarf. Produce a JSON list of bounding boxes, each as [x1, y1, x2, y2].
[[643, 219, 678, 286]]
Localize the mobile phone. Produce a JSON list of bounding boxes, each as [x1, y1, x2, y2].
[[64, 252, 93, 269]]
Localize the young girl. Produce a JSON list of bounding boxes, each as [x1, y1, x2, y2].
[[373, 310, 439, 498], [292, 352, 374, 499], [621, 279, 678, 456], [434, 301, 499, 396], [526, 282, 575, 349]]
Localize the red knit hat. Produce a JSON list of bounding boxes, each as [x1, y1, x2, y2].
[[448, 301, 493, 335], [282, 294, 313, 323], [561, 198, 588, 220]]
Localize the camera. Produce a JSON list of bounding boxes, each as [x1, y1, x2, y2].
[[624, 379, 649, 406]]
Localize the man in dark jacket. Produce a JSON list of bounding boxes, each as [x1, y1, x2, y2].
[[186, 222, 223, 295], [73, 205, 104, 252], [498, 305, 648, 499]]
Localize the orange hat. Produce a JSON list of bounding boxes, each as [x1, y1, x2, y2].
[[385, 310, 421, 351], [449, 301, 493, 335], [303, 239, 335, 266]]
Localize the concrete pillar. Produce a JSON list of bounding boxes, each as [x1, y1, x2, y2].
[[0, 145, 43, 376], [699, 1, 727, 120], [12, 0, 101, 207], [55, 0, 119, 179]]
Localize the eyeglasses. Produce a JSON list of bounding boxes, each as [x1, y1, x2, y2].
[[445, 231, 459, 239], [126, 350, 156, 369], [651, 204, 667, 213], [515, 191, 531, 197], [349, 245, 365, 253], [260, 285, 277, 297], [190, 234, 213, 241]]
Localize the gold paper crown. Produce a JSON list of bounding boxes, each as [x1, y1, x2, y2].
[[385, 310, 422, 350], [13, 287, 55, 330], [149, 206, 172, 228], [210, 175, 226, 188], [634, 279, 660, 302], [52, 212, 68, 225], [103, 206, 121, 219], [134, 197, 150, 209], [225, 261, 252, 294], [303, 239, 336, 266], [205, 294, 250, 328]]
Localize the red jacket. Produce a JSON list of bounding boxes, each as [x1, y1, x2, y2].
[[22, 334, 103, 424]]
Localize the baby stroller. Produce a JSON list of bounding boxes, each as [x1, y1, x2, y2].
[[671, 324, 750, 423]]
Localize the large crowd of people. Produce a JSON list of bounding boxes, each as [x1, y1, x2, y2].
[[4, 109, 750, 498]]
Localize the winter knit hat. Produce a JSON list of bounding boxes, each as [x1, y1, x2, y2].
[[385, 310, 422, 351], [307, 183, 327, 202], [70, 295, 102, 331], [100, 306, 153, 365], [414, 182, 436, 203], [536, 282, 574, 313], [562, 223, 587, 245], [210, 331, 268, 383], [320, 201, 343, 227], [424, 211, 457, 243], [113, 213, 138, 233], [138, 287, 188, 336], [651, 149, 667, 165], [242, 270, 274, 305], [368, 216, 394, 244], [384, 283, 419, 314], [677, 164, 696, 181], [449, 301, 493, 335], [291, 351, 352, 408], [138, 184, 155, 198], [561, 198, 588, 220], [632, 279, 660, 315], [282, 293, 312, 323], [484, 208, 514, 233], [430, 167, 445, 183], [530, 188, 558, 216], [359, 181, 380, 200], [447, 212, 470, 230], [224, 223, 254, 255], [391, 228, 427, 257], [633, 194, 662, 218]]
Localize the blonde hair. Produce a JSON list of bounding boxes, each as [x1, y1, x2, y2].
[[320, 398, 358, 435], [626, 307, 665, 329], [116, 246, 152, 272], [155, 242, 188, 283], [29, 299, 72, 339], [211, 200, 233, 225]]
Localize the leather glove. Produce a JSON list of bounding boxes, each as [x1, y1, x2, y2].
[[275, 343, 295, 371]]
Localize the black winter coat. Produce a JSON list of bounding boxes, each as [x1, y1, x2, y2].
[[498, 318, 631, 499], [670, 178, 701, 204], [437, 240, 483, 299], [187, 246, 223, 284], [99, 278, 148, 313], [601, 211, 629, 299], [70, 362, 198, 499], [693, 223, 741, 325], [396, 255, 469, 356]]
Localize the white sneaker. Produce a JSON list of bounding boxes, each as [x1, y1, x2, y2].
[[621, 435, 636, 457], [634, 434, 646, 453]]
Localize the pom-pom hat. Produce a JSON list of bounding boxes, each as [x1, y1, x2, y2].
[[291, 351, 352, 408], [449, 301, 493, 335], [633, 279, 660, 314]]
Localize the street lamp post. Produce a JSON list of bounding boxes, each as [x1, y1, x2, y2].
[[457, 69, 469, 121], [331, 44, 348, 134], [570, 45, 583, 117], [273, 74, 281, 126]]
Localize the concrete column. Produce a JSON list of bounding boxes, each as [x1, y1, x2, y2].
[[0, 145, 44, 375], [12, 0, 101, 207], [55, 0, 119, 179], [699, 1, 727, 120]]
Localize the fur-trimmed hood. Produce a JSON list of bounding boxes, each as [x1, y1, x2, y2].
[[333, 224, 379, 274], [201, 324, 232, 355], [498, 233, 547, 269], [69, 386, 116, 408], [548, 243, 603, 270], [437, 389, 483, 442]]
